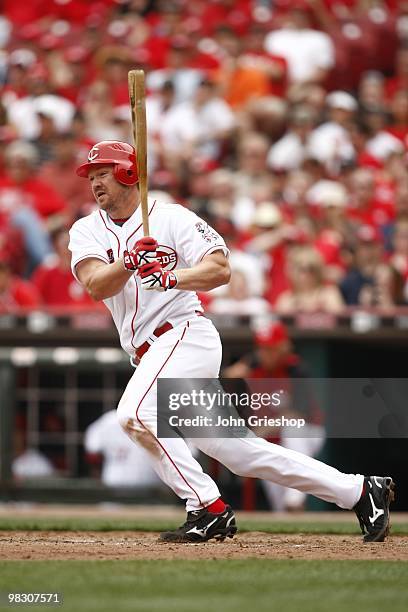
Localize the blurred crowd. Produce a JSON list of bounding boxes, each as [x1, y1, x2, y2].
[[0, 0, 408, 315]]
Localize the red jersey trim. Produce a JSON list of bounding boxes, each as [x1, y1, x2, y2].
[[134, 322, 203, 506], [72, 253, 110, 281], [99, 210, 121, 258], [130, 276, 139, 351], [199, 245, 229, 262]]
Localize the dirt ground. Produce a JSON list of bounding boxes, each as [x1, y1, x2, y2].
[[1, 531, 407, 562], [0, 507, 407, 561]]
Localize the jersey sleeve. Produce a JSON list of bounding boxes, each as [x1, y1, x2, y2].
[[171, 207, 229, 267], [69, 220, 110, 282], [84, 419, 103, 454]]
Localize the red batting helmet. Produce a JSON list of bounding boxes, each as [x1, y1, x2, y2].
[[76, 140, 138, 186]]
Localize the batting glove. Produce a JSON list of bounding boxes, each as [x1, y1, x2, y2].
[[138, 261, 178, 291], [123, 236, 158, 271]]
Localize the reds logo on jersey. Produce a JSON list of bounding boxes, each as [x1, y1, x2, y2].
[[157, 245, 177, 270]]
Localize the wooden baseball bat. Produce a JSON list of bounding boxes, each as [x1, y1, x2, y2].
[[128, 69, 149, 236]]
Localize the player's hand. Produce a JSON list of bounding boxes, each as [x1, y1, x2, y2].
[[123, 236, 158, 271], [138, 261, 178, 291]]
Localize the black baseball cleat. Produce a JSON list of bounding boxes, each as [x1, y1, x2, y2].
[[353, 476, 395, 542], [159, 505, 237, 543]]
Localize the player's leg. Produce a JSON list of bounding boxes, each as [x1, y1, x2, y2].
[[192, 435, 363, 509], [192, 434, 394, 541], [116, 317, 237, 541], [116, 322, 221, 510]]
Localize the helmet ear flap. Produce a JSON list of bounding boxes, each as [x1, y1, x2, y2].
[[114, 164, 139, 186]]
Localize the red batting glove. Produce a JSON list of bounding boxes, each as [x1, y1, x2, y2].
[[138, 261, 178, 291], [123, 236, 158, 271]]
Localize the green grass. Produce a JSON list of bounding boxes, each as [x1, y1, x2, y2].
[[0, 560, 407, 612], [1, 516, 408, 535]]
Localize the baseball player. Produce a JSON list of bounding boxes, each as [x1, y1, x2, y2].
[[69, 140, 394, 543]]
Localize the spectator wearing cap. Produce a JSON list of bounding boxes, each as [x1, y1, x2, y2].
[[307, 90, 357, 175], [339, 224, 384, 305], [264, 4, 335, 87], [223, 319, 324, 511], [31, 228, 99, 309], [267, 105, 316, 173], [0, 251, 40, 313], [160, 78, 235, 168], [243, 202, 294, 305], [276, 245, 345, 314], [308, 180, 352, 283]]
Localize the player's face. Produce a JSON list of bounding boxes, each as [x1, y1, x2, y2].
[[88, 165, 126, 211]]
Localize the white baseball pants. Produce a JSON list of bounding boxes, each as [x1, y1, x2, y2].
[[117, 316, 364, 511]]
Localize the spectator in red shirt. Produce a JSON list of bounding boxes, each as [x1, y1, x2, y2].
[[38, 132, 94, 224], [0, 141, 67, 222], [243, 202, 293, 305], [385, 45, 408, 101], [32, 228, 99, 309], [0, 252, 40, 313], [308, 180, 352, 282], [347, 168, 395, 228]]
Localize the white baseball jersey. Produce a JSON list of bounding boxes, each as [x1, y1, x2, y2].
[[68, 199, 228, 356], [84, 410, 160, 487]]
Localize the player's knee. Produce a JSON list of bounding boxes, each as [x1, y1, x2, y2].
[[116, 396, 133, 430]]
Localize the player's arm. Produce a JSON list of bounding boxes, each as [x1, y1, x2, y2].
[[136, 249, 231, 292], [174, 250, 230, 291], [76, 257, 133, 301]]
